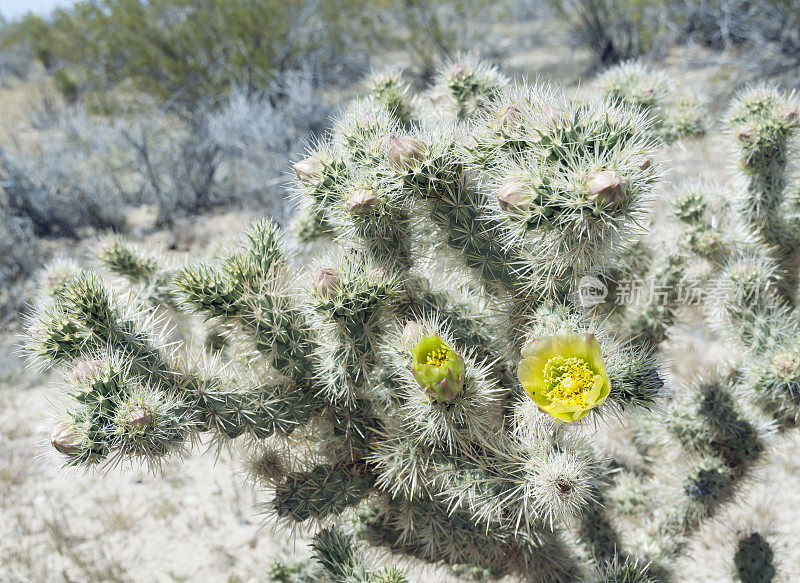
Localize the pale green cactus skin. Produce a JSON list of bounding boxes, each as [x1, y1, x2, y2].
[[26, 62, 800, 583]]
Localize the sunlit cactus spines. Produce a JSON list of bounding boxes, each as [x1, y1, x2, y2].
[[23, 60, 800, 582], [596, 61, 707, 144], [366, 68, 418, 127], [431, 53, 508, 121], [726, 85, 800, 302]]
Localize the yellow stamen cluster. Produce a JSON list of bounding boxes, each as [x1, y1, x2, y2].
[[542, 356, 595, 407], [425, 347, 450, 368]]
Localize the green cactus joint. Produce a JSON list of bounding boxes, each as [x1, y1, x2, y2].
[[410, 335, 465, 402], [518, 331, 611, 422]]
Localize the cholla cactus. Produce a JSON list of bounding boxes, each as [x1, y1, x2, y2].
[[732, 531, 777, 583], [366, 69, 418, 128], [427, 54, 508, 122], [25, 61, 800, 582], [596, 61, 706, 144], [726, 85, 800, 301]]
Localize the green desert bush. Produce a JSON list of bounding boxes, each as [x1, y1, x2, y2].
[[25, 59, 795, 582], [2, 0, 381, 108], [382, 0, 502, 79]]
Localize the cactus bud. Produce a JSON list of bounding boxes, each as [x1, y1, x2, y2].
[[410, 335, 465, 402], [292, 156, 322, 183], [736, 126, 754, 142], [50, 421, 82, 455], [314, 268, 341, 299], [73, 359, 104, 383], [449, 62, 467, 79], [497, 180, 530, 213], [636, 156, 652, 171], [388, 135, 425, 169], [542, 104, 564, 126], [587, 170, 628, 207], [499, 105, 522, 130], [771, 351, 800, 380], [346, 189, 380, 215], [693, 227, 721, 256], [124, 408, 153, 428], [372, 266, 390, 280], [781, 107, 798, 124], [428, 90, 445, 104]]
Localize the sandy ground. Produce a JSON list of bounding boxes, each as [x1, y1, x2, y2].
[[2, 19, 800, 583]]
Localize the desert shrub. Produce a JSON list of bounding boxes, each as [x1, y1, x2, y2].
[[1, 0, 381, 109], [548, 0, 672, 65], [382, 0, 503, 79], [0, 21, 34, 86], [0, 107, 128, 238], [0, 68, 328, 243], [0, 213, 38, 321], [673, 0, 800, 71], [124, 71, 330, 225], [670, 0, 750, 50]]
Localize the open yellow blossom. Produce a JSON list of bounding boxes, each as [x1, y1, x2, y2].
[[518, 331, 611, 422]]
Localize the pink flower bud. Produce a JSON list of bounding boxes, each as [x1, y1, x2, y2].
[[736, 126, 754, 142], [781, 107, 798, 124], [50, 421, 82, 455], [587, 170, 628, 207], [124, 408, 152, 428], [497, 180, 530, 213], [346, 189, 380, 214], [314, 268, 340, 298], [388, 135, 425, 169], [73, 359, 104, 383], [292, 156, 322, 183], [401, 320, 424, 346], [499, 105, 522, 130]]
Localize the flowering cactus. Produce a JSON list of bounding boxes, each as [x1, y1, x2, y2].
[[410, 334, 465, 401], [24, 60, 800, 582], [518, 332, 611, 422]]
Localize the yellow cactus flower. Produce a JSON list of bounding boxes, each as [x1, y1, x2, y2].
[[518, 331, 611, 422], [411, 335, 465, 402]]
